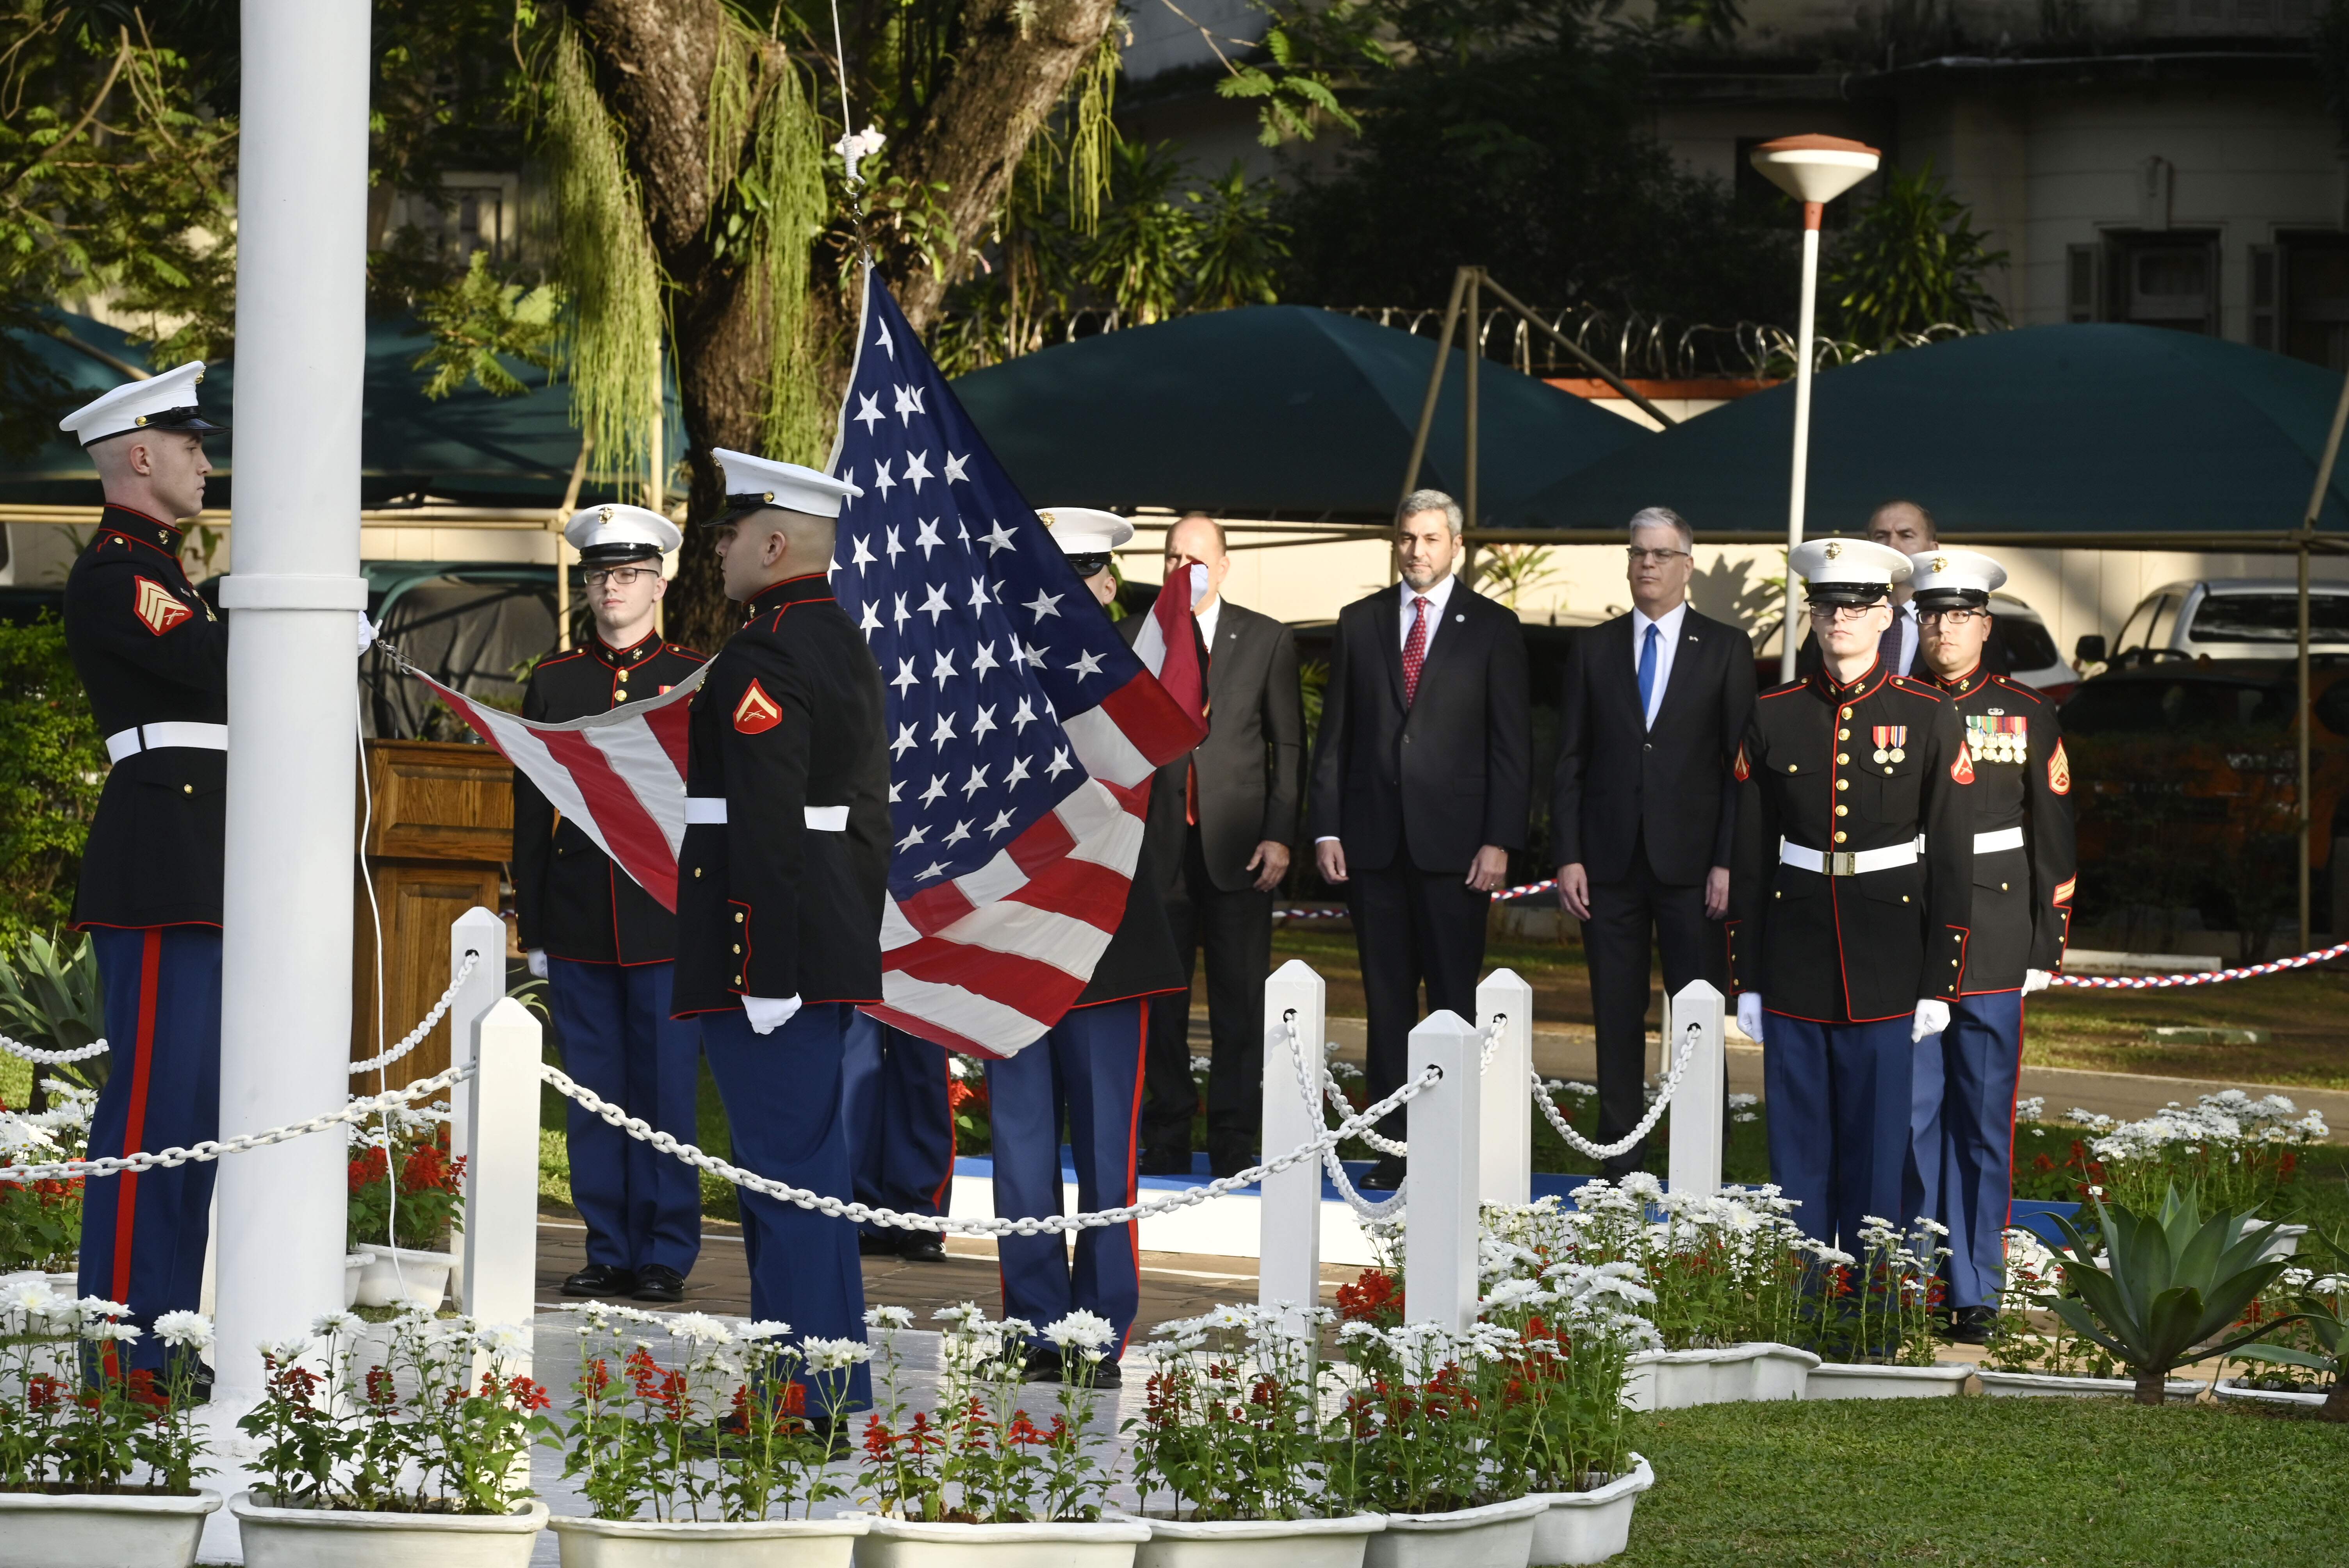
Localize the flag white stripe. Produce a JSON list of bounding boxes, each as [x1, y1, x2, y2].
[[583, 714, 690, 855], [1061, 706, 1153, 787], [1130, 611, 1169, 676], [880, 971, 1065, 1055]]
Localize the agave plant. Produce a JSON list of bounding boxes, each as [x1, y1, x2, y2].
[[0, 930, 107, 1098], [2045, 1184, 2304, 1405], [2234, 1228, 2347, 1423]]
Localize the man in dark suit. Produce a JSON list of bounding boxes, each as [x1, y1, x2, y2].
[[1552, 507, 1756, 1176], [1121, 514, 1305, 1177], [1308, 490, 1531, 1188]]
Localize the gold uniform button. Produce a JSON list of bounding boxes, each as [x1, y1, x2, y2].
[[1836, 779, 1849, 791], [1841, 706, 1854, 719], [1838, 728, 1851, 740], [732, 943, 742, 954], [1787, 763, 1798, 773], [2001, 882, 2009, 891], [1835, 804, 1848, 816], [694, 867, 703, 877], [735, 911, 745, 923], [1902, 895, 1911, 903], [1834, 831, 1848, 844], [1837, 754, 1850, 764], [1774, 890, 1782, 899], [182, 784, 193, 795]]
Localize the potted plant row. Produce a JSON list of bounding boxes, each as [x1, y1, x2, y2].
[[1798, 1216, 1972, 1399], [544, 1300, 872, 1564], [227, 1308, 551, 1565], [346, 1110, 466, 1310], [0, 1281, 219, 1568]]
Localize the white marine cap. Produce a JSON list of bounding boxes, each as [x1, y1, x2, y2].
[[564, 502, 681, 565], [57, 361, 228, 448], [1037, 506, 1133, 574], [1788, 536, 1912, 605], [1906, 547, 2007, 609], [704, 447, 857, 525]]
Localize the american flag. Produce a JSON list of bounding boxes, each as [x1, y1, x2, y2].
[[831, 268, 1204, 1057]]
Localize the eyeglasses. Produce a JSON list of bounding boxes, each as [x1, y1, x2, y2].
[[1626, 547, 1690, 565], [1806, 604, 1878, 623], [583, 567, 657, 588], [1917, 608, 1986, 626]]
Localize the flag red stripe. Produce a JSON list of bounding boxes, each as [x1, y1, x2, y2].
[[885, 935, 1087, 1017], [1007, 804, 1077, 877], [649, 700, 693, 776], [858, 1002, 1007, 1060], [897, 878, 978, 937], [1098, 671, 1206, 768], [536, 726, 682, 909], [1002, 848, 1134, 932], [1149, 570, 1205, 722]]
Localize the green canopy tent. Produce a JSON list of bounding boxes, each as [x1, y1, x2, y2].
[[1500, 323, 2349, 548], [949, 305, 1650, 521]]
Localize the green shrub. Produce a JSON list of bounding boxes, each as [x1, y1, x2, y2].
[[0, 618, 102, 947]]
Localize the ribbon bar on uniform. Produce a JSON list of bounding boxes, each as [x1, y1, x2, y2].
[[104, 722, 229, 764], [683, 798, 848, 831], [1779, 836, 1924, 878]]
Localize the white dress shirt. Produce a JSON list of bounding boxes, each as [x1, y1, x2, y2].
[[1631, 600, 1688, 729], [1195, 595, 1221, 652], [1398, 574, 1456, 652], [1890, 601, 1918, 675]]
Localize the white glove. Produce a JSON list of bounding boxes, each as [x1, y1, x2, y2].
[[1735, 993, 1765, 1044], [2023, 969, 2053, 995], [355, 613, 378, 656], [525, 949, 548, 981], [742, 994, 803, 1035], [1911, 999, 1951, 1043]]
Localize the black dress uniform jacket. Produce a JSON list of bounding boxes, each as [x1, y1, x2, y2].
[[672, 575, 891, 1015], [513, 631, 707, 964], [1729, 662, 1976, 1023], [65, 506, 228, 929], [1922, 667, 2077, 991]]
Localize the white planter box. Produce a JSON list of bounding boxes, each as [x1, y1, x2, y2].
[[1622, 1343, 1818, 1410], [1527, 1454, 1654, 1567], [1804, 1362, 1973, 1400], [1133, 1511, 1385, 1568], [1977, 1370, 2204, 1400], [546, 1512, 867, 1566], [1363, 1494, 1546, 1568], [2244, 1219, 2309, 1260], [229, 1491, 548, 1568], [0, 1487, 221, 1568], [352, 1244, 456, 1310], [2213, 1377, 2329, 1408], [344, 1253, 370, 1310], [855, 1515, 1152, 1568]]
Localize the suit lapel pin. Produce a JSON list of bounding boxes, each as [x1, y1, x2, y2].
[[1454, 613, 1465, 623]]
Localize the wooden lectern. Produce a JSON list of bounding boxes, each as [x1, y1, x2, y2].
[[353, 740, 516, 1085]]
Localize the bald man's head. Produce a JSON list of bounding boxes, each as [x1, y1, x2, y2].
[[91, 429, 210, 521]]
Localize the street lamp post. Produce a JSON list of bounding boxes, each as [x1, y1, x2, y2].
[[1750, 134, 1881, 681]]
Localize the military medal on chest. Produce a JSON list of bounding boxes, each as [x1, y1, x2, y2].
[[1871, 724, 1906, 765], [1966, 711, 2028, 765]]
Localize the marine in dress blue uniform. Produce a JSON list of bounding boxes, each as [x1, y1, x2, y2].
[[671, 449, 885, 1410], [839, 1011, 954, 1262], [1729, 538, 1975, 1256], [516, 504, 708, 1304], [58, 363, 230, 1374], [1906, 549, 2077, 1340], [985, 509, 1187, 1383]]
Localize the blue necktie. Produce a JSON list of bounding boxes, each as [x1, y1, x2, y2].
[[1878, 610, 1905, 675], [1637, 622, 1659, 726]]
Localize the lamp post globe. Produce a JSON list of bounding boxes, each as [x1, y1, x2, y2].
[[1750, 134, 1882, 679]]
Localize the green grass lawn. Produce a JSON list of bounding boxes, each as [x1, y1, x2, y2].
[[1618, 1397, 2345, 1566]]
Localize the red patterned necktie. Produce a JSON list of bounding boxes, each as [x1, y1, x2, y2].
[[1402, 594, 1432, 705]]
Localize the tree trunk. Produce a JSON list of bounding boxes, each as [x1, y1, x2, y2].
[[567, 0, 1122, 643], [2133, 1368, 2166, 1406], [2324, 1376, 2348, 1422]]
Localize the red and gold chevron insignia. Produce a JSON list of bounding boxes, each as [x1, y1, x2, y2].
[[2048, 739, 2071, 796], [1733, 742, 1750, 782], [733, 679, 782, 734], [132, 576, 191, 636], [1950, 748, 1975, 785], [2052, 875, 2076, 906]]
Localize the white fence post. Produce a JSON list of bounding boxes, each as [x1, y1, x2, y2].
[[1259, 960, 1325, 1323], [1665, 980, 1725, 1197], [463, 997, 543, 1371], [1403, 1010, 1480, 1334], [443, 907, 508, 1166], [1475, 969, 1533, 1207]]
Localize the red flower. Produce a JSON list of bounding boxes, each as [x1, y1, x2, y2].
[[1336, 1269, 1401, 1323], [506, 1376, 552, 1412]]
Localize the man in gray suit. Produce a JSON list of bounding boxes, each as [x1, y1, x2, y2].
[[1123, 514, 1305, 1177]]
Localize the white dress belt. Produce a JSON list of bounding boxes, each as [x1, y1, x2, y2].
[[105, 722, 228, 764], [1780, 835, 1923, 877], [684, 798, 848, 831], [1974, 825, 2025, 855]]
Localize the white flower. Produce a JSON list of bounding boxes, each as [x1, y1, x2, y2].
[[802, 1336, 874, 1371], [75, 1294, 132, 1320], [740, 1319, 794, 1340], [311, 1311, 364, 1337], [1479, 1277, 1547, 1311], [933, 1302, 989, 1329], [0, 1279, 56, 1317], [1044, 1309, 1116, 1351], [864, 1306, 913, 1331], [474, 1322, 531, 1355], [153, 1311, 214, 1349], [82, 1319, 142, 1343], [665, 1312, 733, 1346]]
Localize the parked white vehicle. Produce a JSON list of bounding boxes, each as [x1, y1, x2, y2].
[[2092, 579, 2349, 666]]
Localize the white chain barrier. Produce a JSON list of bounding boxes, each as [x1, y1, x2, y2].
[[1, 949, 485, 1074], [1287, 1023, 1406, 1221], [348, 951, 482, 1075], [0, 1060, 477, 1183], [1300, 1014, 1507, 1164], [539, 1054, 1443, 1236], [1531, 1020, 1700, 1161]]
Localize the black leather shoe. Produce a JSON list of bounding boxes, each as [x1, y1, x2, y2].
[[1074, 1354, 1122, 1388], [859, 1230, 902, 1257], [1947, 1306, 1997, 1345], [898, 1231, 948, 1262], [1357, 1155, 1406, 1191], [1021, 1345, 1063, 1383], [562, 1264, 636, 1299], [631, 1265, 687, 1304], [1208, 1146, 1257, 1181], [1137, 1147, 1192, 1177]]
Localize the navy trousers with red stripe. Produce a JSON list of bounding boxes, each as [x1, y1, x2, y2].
[[840, 1010, 955, 1240], [547, 958, 704, 1276], [77, 926, 220, 1375], [986, 997, 1146, 1357], [1763, 1011, 1923, 1256], [1913, 990, 2026, 1310]]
